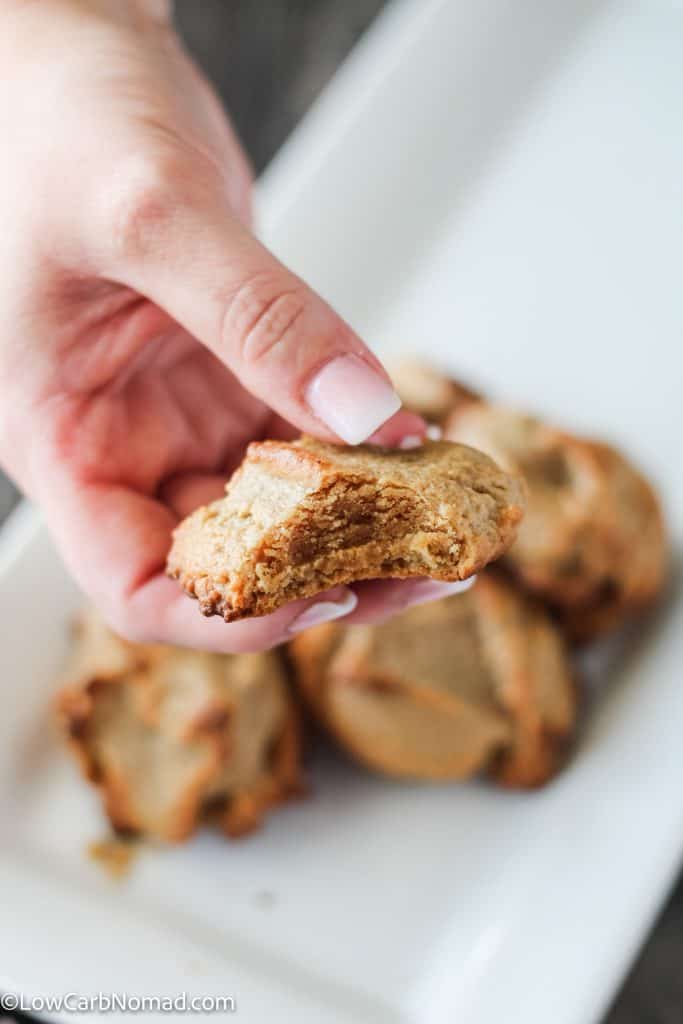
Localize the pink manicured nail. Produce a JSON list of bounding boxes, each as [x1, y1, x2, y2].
[[398, 434, 423, 450], [288, 588, 358, 634], [306, 355, 401, 445], [397, 577, 477, 610]]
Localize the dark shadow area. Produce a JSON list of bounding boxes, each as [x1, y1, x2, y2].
[[174, 0, 386, 173]]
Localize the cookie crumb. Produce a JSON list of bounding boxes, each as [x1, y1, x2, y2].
[[88, 836, 139, 880]]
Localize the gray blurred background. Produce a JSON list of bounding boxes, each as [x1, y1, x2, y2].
[[1, 3, 679, 1022]]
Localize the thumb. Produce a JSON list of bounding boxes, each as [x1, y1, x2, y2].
[[97, 157, 420, 445]]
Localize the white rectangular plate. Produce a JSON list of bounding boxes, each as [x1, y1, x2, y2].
[[1, 1, 682, 1022]]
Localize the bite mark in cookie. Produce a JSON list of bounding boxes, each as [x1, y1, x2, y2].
[[167, 437, 525, 623]]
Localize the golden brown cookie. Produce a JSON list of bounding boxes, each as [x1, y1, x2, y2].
[[56, 610, 302, 842], [289, 574, 577, 788], [390, 359, 481, 424], [167, 436, 525, 623], [444, 404, 668, 641]]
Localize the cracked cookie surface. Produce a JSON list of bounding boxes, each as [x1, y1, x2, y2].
[[166, 436, 525, 622]]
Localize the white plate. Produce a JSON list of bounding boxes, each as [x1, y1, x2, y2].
[[1, 1, 682, 1022]]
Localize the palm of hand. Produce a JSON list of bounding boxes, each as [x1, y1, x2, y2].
[[55, 298, 272, 503], [32, 287, 283, 643]]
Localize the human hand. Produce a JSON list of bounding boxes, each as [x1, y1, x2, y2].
[[0, 0, 468, 651]]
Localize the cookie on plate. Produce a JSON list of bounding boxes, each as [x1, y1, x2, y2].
[[391, 359, 481, 424], [445, 403, 668, 641], [56, 610, 302, 842], [289, 573, 577, 788], [167, 436, 525, 623]]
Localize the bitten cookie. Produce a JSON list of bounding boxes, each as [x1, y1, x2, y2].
[[167, 437, 525, 622], [445, 403, 668, 641], [56, 610, 302, 842], [289, 574, 577, 788]]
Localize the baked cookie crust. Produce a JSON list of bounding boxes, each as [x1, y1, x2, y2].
[[390, 359, 481, 424], [56, 610, 302, 842], [167, 436, 525, 623], [289, 574, 578, 788], [445, 403, 668, 641]]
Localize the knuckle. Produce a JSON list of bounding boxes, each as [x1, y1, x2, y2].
[[105, 604, 153, 646], [140, 0, 174, 23], [222, 273, 309, 367], [98, 152, 188, 264], [101, 604, 137, 642]]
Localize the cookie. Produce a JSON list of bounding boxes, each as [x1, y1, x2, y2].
[[56, 610, 302, 842], [289, 574, 577, 788], [167, 436, 525, 622], [444, 403, 668, 641], [391, 359, 481, 424]]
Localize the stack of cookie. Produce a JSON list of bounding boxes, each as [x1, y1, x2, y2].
[[57, 369, 667, 841], [287, 362, 667, 790], [58, 432, 527, 840]]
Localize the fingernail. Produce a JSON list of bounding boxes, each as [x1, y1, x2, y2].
[[426, 424, 443, 441], [399, 576, 477, 609], [306, 355, 401, 445], [288, 587, 358, 634], [399, 434, 423, 450]]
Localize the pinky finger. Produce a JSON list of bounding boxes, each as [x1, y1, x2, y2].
[[118, 575, 358, 653], [344, 576, 476, 626]]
